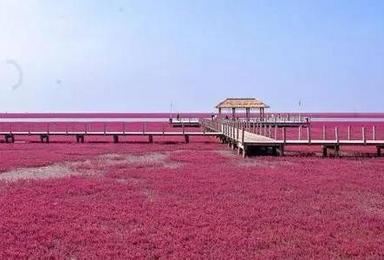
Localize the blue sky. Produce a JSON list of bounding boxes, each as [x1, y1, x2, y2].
[[0, 0, 383, 113]]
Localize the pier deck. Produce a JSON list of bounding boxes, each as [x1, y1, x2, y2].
[[201, 119, 384, 157], [1, 131, 220, 144]]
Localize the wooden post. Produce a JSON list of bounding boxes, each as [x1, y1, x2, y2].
[[334, 145, 340, 157], [347, 126, 351, 140], [377, 146, 382, 157], [185, 135, 189, 144], [182, 123, 185, 134], [322, 126, 326, 140], [298, 126, 302, 140], [241, 127, 245, 144], [307, 125, 311, 144], [84, 123, 87, 134], [104, 123, 106, 135], [236, 123, 239, 140], [362, 127, 366, 144], [373, 126, 376, 140], [322, 146, 328, 157], [76, 135, 84, 143], [113, 135, 119, 143], [274, 125, 278, 139], [148, 135, 153, 143], [268, 126, 271, 138], [283, 128, 287, 144], [143, 123, 146, 134], [335, 127, 339, 144], [123, 122, 126, 135]]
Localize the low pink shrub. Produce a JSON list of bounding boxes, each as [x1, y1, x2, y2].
[[0, 120, 384, 258]]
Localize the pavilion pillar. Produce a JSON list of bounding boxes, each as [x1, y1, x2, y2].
[[260, 108, 265, 121], [232, 108, 236, 120], [245, 108, 250, 121]]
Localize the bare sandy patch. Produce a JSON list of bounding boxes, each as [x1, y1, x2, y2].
[[215, 149, 238, 158], [355, 191, 384, 218], [0, 164, 80, 182], [214, 149, 296, 169], [0, 152, 181, 183], [238, 159, 296, 169], [98, 152, 180, 169]]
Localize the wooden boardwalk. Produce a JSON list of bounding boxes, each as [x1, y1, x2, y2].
[[201, 119, 384, 157], [2, 119, 384, 157], [1, 131, 220, 144]]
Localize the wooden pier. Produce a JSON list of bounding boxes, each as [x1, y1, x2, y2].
[[1, 130, 220, 144], [1, 118, 384, 158], [201, 119, 384, 157]]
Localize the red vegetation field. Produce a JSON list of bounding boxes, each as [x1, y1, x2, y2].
[[1, 119, 384, 258]]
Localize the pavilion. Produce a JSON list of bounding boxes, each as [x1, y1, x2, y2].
[[215, 98, 269, 120]]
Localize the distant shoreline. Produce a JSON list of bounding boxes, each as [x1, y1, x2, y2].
[[1, 112, 384, 119]]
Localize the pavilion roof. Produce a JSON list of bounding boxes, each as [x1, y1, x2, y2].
[[215, 98, 269, 109]]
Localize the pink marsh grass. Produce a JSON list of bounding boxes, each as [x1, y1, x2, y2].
[[0, 120, 384, 258]]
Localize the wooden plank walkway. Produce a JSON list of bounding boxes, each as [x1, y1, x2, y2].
[[1, 131, 221, 144], [200, 119, 384, 157], [2, 118, 384, 157]]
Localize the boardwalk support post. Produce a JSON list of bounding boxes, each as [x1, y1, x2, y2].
[[5, 134, 15, 143], [185, 135, 189, 144], [113, 135, 119, 143], [322, 146, 328, 157], [149, 135, 153, 144], [377, 146, 382, 157], [323, 144, 340, 157], [334, 145, 340, 157], [40, 134, 49, 143], [76, 135, 84, 143]]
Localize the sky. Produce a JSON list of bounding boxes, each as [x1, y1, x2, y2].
[[0, 0, 383, 113]]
